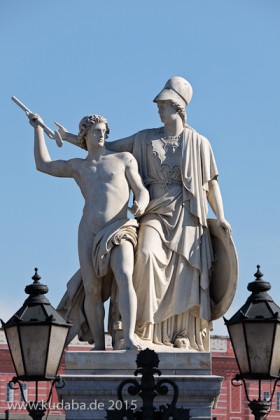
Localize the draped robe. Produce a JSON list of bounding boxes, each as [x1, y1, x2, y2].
[[121, 125, 219, 350]]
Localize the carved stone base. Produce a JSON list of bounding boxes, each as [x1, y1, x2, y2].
[[56, 350, 223, 420]]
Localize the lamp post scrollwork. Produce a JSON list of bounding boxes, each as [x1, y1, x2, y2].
[[107, 348, 191, 420]]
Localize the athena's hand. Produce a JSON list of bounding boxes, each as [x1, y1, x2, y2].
[[54, 121, 68, 140], [217, 217, 232, 235]]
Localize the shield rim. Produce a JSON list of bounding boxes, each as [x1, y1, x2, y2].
[[208, 218, 238, 321]]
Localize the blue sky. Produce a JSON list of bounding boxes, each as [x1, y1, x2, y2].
[[1, 0, 280, 336]]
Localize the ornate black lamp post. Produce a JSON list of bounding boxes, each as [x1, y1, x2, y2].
[[107, 348, 191, 419], [224, 265, 280, 420], [1, 268, 72, 420]]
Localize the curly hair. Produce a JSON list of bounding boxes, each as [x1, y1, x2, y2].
[[77, 114, 110, 150]]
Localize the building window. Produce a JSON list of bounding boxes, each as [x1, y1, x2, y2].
[[6, 383, 14, 402], [20, 383, 28, 402], [263, 391, 270, 401], [276, 392, 280, 411]]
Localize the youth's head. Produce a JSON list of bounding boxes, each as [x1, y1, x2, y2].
[[77, 115, 110, 150], [153, 76, 193, 127]]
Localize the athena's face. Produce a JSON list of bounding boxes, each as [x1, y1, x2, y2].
[[157, 100, 178, 124], [86, 122, 107, 149]]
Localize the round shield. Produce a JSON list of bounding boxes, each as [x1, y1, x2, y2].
[[208, 218, 238, 320]]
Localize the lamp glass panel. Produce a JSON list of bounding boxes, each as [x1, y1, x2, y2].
[[45, 325, 68, 377], [228, 323, 249, 374], [245, 322, 274, 374], [270, 324, 280, 377], [5, 326, 25, 377], [19, 325, 50, 377]]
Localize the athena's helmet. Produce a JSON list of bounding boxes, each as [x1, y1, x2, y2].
[[153, 76, 193, 108]]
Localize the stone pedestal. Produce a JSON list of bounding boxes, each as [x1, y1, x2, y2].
[[57, 350, 223, 420]]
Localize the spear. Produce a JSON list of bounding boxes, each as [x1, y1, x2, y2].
[[11, 96, 63, 148]]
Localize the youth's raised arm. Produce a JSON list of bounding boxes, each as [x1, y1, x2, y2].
[[30, 115, 75, 178]]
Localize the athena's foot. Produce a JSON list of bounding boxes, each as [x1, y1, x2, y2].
[[174, 337, 191, 349]]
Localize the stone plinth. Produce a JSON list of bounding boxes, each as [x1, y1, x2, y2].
[[57, 350, 223, 420]]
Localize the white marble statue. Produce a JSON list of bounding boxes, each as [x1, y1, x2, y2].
[[29, 113, 149, 350], [57, 76, 233, 352]]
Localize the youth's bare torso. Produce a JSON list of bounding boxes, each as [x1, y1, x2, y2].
[[69, 150, 132, 234]]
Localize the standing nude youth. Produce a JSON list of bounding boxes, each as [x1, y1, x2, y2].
[[30, 113, 149, 350]]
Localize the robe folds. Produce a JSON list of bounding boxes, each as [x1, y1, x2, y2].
[[129, 126, 218, 349]]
